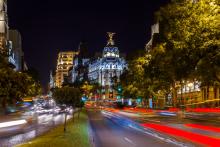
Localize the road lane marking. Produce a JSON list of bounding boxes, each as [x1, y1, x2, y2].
[[124, 137, 136, 146]]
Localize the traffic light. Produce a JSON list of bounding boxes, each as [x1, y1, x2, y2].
[[117, 85, 122, 93], [117, 85, 123, 99]]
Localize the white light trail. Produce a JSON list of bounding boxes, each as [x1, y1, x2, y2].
[[0, 120, 27, 128], [124, 137, 136, 146]]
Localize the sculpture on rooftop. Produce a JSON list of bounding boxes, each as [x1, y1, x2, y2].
[[107, 32, 116, 46]]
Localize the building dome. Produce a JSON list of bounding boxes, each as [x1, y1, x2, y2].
[[103, 46, 119, 58], [103, 32, 119, 58]]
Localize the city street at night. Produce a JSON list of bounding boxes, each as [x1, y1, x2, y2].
[[99, 107, 220, 146], [0, 0, 219, 146], [88, 109, 187, 147]]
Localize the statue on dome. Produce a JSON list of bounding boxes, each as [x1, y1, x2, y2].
[[107, 32, 116, 46]]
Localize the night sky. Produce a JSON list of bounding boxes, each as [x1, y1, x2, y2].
[[7, 0, 169, 88]]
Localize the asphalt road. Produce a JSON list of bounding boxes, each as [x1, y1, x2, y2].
[[133, 112, 220, 138], [98, 109, 220, 147], [88, 109, 185, 147]]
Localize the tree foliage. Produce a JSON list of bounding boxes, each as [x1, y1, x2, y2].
[[81, 81, 93, 97], [52, 87, 81, 107], [120, 0, 220, 107], [52, 87, 82, 132], [0, 55, 42, 109], [121, 50, 152, 99], [155, 0, 220, 85]]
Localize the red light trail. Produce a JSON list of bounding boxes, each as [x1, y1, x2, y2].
[[141, 123, 220, 147], [185, 124, 220, 133]]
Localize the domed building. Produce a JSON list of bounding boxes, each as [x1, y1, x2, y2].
[[88, 32, 127, 100]]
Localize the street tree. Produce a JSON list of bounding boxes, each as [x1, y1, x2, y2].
[[52, 87, 82, 132], [81, 81, 93, 98], [154, 0, 220, 106], [0, 55, 42, 113], [0, 68, 40, 113], [120, 50, 152, 106]]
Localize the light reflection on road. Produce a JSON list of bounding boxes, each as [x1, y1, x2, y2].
[[0, 112, 73, 147]]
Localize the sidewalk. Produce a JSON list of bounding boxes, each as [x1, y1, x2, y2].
[[16, 110, 90, 147]]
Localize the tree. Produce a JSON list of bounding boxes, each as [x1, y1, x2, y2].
[[0, 54, 42, 113], [52, 87, 82, 132], [154, 0, 220, 106], [25, 68, 42, 96], [0, 67, 40, 113], [81, 81, 93, 98], [120, 50, 152, 105]]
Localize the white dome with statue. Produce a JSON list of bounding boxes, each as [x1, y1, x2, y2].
[[102, 32, 119, 58], [88, 32, 127, 90]]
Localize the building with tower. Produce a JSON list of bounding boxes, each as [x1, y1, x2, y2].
[[88, 32, 127, 100]]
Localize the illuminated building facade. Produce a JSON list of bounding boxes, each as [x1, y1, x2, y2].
[[177, 81, 220, 108], [88, 32, 127, 99], [177, 81, 201, 107], [55, 51, 78, 88]]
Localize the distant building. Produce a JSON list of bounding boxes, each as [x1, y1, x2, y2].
[[145, 23, 160, 52], [55, 51, 78, 88], [71, 41, 90, 83], [88, 32, 127, 100], [49, 70, 56, 89], [7, 40, 15, 66], [9, 30, 24, 71]]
